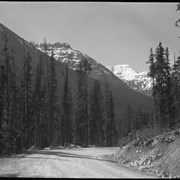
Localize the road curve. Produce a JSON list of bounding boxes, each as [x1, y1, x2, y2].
[[0, 147, 156, 178]]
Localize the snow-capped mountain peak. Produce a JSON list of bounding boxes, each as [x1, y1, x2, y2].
[[107, 64, 152, 96], [32, 41, 152, 96], [33, 41, 83, 66], [107, 64, 138, 81], [32, 41, 122, 82]]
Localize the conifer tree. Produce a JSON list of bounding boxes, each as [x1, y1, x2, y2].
[[171, 55, 180, 127], [0, 33, 14, 154], [33, 55, 45, 149], [127, 104, 133, 134], [41, 38, 50, 147], [107, 90, 117, 146], [89, 80, 104, 146], [61, 65, 73, 146], [0, 65, 6, 154], [76, 56, 91, 146], [147, 42, 172, 130], [21, 51, 33, 149], [163, 47, 172, 129], [146, 48, 156, 126], [104, 83, 110, 146], [48, 49, 58, 146], [9, 49, 21, 153], [104, 83, 117, 146]]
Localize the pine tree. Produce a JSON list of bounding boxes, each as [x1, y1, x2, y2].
[[48, 49, 58, 146], [33, 55, 45, 149], [148, 42, 172, 130], [155, 44, 171, 129], [163, 47, 172, 129], [9, 49, 21, 153], [89, 80, 105, 147], [89, 87, 97, 146], [41, 38, 50, 148], [75, 56, 92, 146], [0, 33, 14, 154], [171, 55, 180, 127], [61, 65, 73, 146], [127, 104, 133, 134], [154, 42, 164, 130], [107, 90, 117, 146], [146, 48, 156, 126], [0, 66, 5, 130], [0, 65, 6, 154], [104, 83, 117, 146], [21, 51, 33, 149]]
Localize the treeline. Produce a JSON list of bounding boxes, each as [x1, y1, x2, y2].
[[147, 42, 180, 131], [0, 34, 118, 155]]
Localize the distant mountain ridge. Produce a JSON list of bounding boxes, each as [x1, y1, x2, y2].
[[31, 41, 153, 96], [107, 64, 152, 96], [30, 41, 127, 85]]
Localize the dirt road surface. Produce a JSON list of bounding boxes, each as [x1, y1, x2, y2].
[[0, 147, 156, 178]]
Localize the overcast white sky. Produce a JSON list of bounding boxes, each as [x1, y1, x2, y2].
[[0, 2, 180, 72]]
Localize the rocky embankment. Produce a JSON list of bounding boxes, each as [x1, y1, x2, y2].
[[113, 128, 180, 178]]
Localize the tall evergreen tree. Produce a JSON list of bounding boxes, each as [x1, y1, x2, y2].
[[0, 33, 14, 154], [33, 55, 45, 149], [147, 48, 156, 126], [75, 56, 92, 146], [61, 65, 73, 146], [147, 42, 172, 130], [48, 49, 59, 146], [171, 55, 180, 127], [0, 65, 6, 154], [89, 80, 105, 146], [9, 49, 21, 153], [106, 89, 117, 146], [163, 47, 172, 129], [104, 83, 117, 146], [127, 104, 133, 134], [41, 38, 50, 147], [21, 51, 33, 149]]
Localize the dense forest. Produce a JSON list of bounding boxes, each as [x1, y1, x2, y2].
[[0, 35, 119, 155], [0, 31, 155, 155], [147, 42, 180, 131]]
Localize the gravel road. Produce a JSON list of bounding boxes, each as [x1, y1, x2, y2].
[[0, 147, 156, 178]]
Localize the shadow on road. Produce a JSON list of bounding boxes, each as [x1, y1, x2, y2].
[[8, 155, 68, 161], [25, 149, 118, 164], [0, 173, 20, 177]]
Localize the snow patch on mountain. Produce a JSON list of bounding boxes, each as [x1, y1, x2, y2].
[[108, 64, 138, 81], [107, 64, 152, 96], [34, 42, 122, 83], [34, 41, 152, 96], [37, 42, 81, 64]]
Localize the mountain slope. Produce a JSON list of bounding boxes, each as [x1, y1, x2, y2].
[[31, 41, 126, 86], [0, 23, 153, 135], [107, 64, 152, 96], [33, 41, 153, 109]]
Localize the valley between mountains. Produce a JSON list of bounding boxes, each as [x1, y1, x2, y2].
[[0, 22, 155, 178], [1, 15, 180, 178]]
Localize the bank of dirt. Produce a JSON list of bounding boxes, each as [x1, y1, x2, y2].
[[113, 128, 180, 178]]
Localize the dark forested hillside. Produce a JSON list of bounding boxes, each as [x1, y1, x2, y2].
[[0, 23, 153, 154]]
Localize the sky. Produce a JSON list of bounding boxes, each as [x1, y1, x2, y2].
[[0, 2, 180, 72]]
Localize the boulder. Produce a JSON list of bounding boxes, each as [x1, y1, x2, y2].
[[44, 147, 50, 150]]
